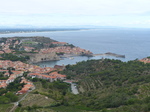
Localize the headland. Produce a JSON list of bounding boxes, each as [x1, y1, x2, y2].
[[0, 36, 93, 63]]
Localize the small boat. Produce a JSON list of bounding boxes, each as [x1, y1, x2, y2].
[[69, 57, 74, 60]]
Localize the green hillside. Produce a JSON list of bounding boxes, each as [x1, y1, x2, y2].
[[3, 58, 150, 112], [61, 59, 150, 112]]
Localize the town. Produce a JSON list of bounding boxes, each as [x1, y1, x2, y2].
[[0, 60, 66, 94], [0, 37, 93, 63], [0, 36, 91, 96], [139, 57, 150, 63]]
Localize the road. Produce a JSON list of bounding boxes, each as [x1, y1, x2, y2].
[[71, 83, 79, 94], [63, 80, 79, 94], [9, 85, 35, 112], [9, 92, 29, 112]]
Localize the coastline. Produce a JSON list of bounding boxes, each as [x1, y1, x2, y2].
[[0, 28, 92, 35], [31, 52, 126, 68], [1, 29, 149, 63], [30, 53, 93, 64]]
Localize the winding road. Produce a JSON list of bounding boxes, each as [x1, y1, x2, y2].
[[9, 85, 35, 112]]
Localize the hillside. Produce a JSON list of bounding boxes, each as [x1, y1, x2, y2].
[[0, 58, 150, 112], [61, 59, 150, 111]]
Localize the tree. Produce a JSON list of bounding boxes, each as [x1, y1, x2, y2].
[[5, 92, 18, 102], [0, 96, 10, 104]]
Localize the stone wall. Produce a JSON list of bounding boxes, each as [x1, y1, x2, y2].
[[30, 52, 60, 63]]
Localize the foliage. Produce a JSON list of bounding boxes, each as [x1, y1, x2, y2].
[[39, 80, 70, 94], [0, 104, 13, 112], [49, 44, 57, 48], [0, 92, 18, 104], [2, 58, 150, 112], [0, 71, 8, 80], [0, 53, 29, 62], [5, 92, 18, 102], [6, 77, 25, 92], [61, 59, 150, 110], [65, 44, 75, 48], [56, 52, 65, 55], [0, 88, 7, 96]]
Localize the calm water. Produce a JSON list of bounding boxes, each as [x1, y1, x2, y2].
[[0, 28, 150, 67]]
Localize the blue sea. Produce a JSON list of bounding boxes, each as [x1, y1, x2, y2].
[[0, 28, 150, 67]]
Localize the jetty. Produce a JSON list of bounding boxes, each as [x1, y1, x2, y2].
[[93, 52, 125, 58]]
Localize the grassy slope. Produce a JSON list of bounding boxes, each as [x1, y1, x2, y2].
[[0, 104, 13, 112], [17, 82, 55, 108], [14, 82, 85, 112]]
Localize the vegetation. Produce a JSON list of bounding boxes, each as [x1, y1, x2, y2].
[[13, 58, 150, 112], [0, 71, 8, 80], [6, 81, 25, 92], [56, 52, 65, 55], [0, 53, 29, 62], [30, 79, 70, 97], [0, 77, 25, 105], [0, 92, 18, 104], [14, 80, 72, 112], [0, 44, 149, 112], [60, 59, 150, 111], [65, 44, 75, 48], [0, 104, 13, 112]]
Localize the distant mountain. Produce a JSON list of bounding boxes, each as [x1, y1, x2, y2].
[[0, 24, 125, 34]]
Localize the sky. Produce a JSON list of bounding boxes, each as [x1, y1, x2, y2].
[[0, 0, 150, 28]]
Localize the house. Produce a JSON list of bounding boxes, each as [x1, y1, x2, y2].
[[28, 73, 42, 79], [0, 80, 7, 84], [4, 72, 10, 77], [6, 77, 15, 84], [139, 58, 150, 63], [0, 70, 8, 73], [16, 78, 35, 95], [0, 83, 7, 88], [42, 75, 57, 82], [12, 71, 24, 77], [16, 90, 28, 95], [24, 46, 35, 52], [51, 42, 68, 46], [49, 72, 66, 80], [54, 65, 65, 71]]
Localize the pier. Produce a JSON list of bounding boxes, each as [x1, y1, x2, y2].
[[93, 52, 125, 58]]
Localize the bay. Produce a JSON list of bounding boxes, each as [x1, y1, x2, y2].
[[0, 28, 150, 67]]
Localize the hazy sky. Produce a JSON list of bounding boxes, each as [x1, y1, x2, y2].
[[0, 0, 150, 28]]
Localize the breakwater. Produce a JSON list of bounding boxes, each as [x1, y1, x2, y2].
[[93, 52, 125, 58]]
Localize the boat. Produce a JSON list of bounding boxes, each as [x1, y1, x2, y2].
[[69, 57, 74, 60]]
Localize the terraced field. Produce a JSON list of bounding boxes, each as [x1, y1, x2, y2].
[[0, 104, 13, 112], [20, 93, 55, 107]]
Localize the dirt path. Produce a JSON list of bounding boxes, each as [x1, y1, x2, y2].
[[9, 85, 35, 112]]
